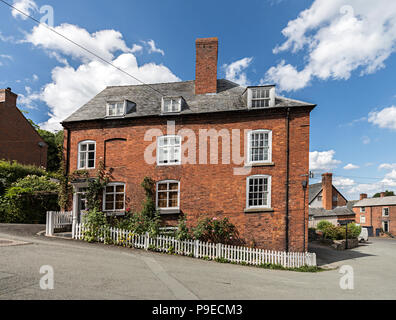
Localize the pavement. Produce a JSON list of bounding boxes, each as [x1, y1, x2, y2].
[[0, 223, 395, 300]]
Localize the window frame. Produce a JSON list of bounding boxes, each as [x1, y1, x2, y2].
[[360, 207, 365, 213], [156, 135, 182, 166], [77, 140, 96, 170], [247, 130, 272, 165], [106, 101, 126, 117], [247, 86, 275, 109], [156, 180, 180, 212], [102, 182, 126, 213], [161, 97, 182, 114], [360, 215, 366, 224], [246, 175, 272, 209], [382, 207, 389, 217]]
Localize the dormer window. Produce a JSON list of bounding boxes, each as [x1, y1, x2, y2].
[[162, 97, 182, 113], [247, 86, 275, 109], [107, 101, 125, 117]]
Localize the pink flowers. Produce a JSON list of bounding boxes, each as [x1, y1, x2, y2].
[[212, 217, 218, 221]]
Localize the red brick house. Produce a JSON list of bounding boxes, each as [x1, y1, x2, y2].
[[353, 193, 396, 236], [308, 173, 355, 227], [62, 37, 316, 252], [0, 88, 47, 168]]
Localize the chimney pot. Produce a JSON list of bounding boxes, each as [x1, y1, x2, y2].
[[195, 37, 218, 95], [380, 192, 386, 198], [360, 193, 368, 200]]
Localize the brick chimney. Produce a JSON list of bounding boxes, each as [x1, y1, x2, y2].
[[0, 87, 17, 106], [380, 192, 386, 198], [195, 37, 218, 95], [360, 193, 368, 200], [322, 173, 333, 210]]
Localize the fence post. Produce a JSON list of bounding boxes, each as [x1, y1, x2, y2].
[[46, 211, 54, 236], [144, 232, 149, 250], [194, 240, 199, 258]]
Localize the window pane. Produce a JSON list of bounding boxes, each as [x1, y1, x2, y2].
[[106, 194, 114, 202], [163, 99, 171, 112], [116, 185, 124, 193], [88, 160, 95, 168], [80, 144, 87, 152], [158, 199, 167, 208], [158, 183, 167, 191], [88, 144, 95, 151], [106, 186, 114, 193], [168, 192, 178, 207], [115, 201, 124, 210], [105, 202, 114, 210], [169, 183, 178, 190]]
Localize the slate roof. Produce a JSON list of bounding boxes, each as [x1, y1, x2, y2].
[[353, 196, 396, 207], [347, 200, 358, 211], [62, 79, 316, 123], [309, 206, 355, 218], [308, 183, 322, 203]]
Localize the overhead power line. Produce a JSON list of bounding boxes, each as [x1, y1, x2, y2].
[[0, 0, 165, 97]]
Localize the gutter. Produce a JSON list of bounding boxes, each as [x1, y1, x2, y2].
[[285, 107, 290, 252]]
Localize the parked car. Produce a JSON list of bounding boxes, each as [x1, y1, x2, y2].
[[358, 227, 369, 242]]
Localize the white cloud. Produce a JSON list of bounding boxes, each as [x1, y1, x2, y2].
[[144, 40, 165, 56], [309, 150, 341, 171], [333, 177, 355, 187], [223, 57, 253, 87], [25, 24, 134, 63], [343, 163, 359, 170], [381, 170, 396, 187], [379, 163, 396, 171], [0, 54, 13, 66], [361, 136, 371, 144], [23, 24, 180, 131], [37, 54, 180, 131], [11, 0, 38, 20], [265, 1, 396, 91], [368, 106, 396, 130]]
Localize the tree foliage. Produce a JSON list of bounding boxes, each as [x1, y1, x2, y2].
[[373, 190, 394, 198]]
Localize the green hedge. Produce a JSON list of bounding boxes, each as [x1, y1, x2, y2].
[[0, 174, 59, 224], [0, 160, 46, 196]]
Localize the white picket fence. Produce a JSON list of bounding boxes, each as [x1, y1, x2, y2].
[[46, 211, 73, 236], [73, 223, 316, 268]]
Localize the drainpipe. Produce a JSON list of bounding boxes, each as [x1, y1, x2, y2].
[[285, 108, 290, 252]]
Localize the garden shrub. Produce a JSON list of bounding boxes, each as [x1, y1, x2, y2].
[[0, 175, 59, 223], [0, 160, 46, 196], [82, 208, 109, 243], [338, 223, 361, 239], [317, 220, 333, 232], [175, 215, 192, 241], [192, 216, 242, 245]]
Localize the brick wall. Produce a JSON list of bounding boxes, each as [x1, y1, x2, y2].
[[0, 88, 47, 168], [64, 107, 312, 251]]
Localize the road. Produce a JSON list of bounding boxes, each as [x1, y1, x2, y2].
[[0, 224, 395, 300]]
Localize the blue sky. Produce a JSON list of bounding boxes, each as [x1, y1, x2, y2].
[[1, 0, 396, 199]]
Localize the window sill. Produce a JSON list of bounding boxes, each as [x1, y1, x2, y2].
[[245, 162, 274, 167], [104, 211, 125, 217], [244, 207, 274, 213], [156, 163, 182, 167], [158, 208, 181, 215]]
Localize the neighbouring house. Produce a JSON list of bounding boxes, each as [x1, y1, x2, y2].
[[0, 87, 47, 168], [353, 193, 395, 236], [309, 173, 355, 228], [62, 37, 316, 251]]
